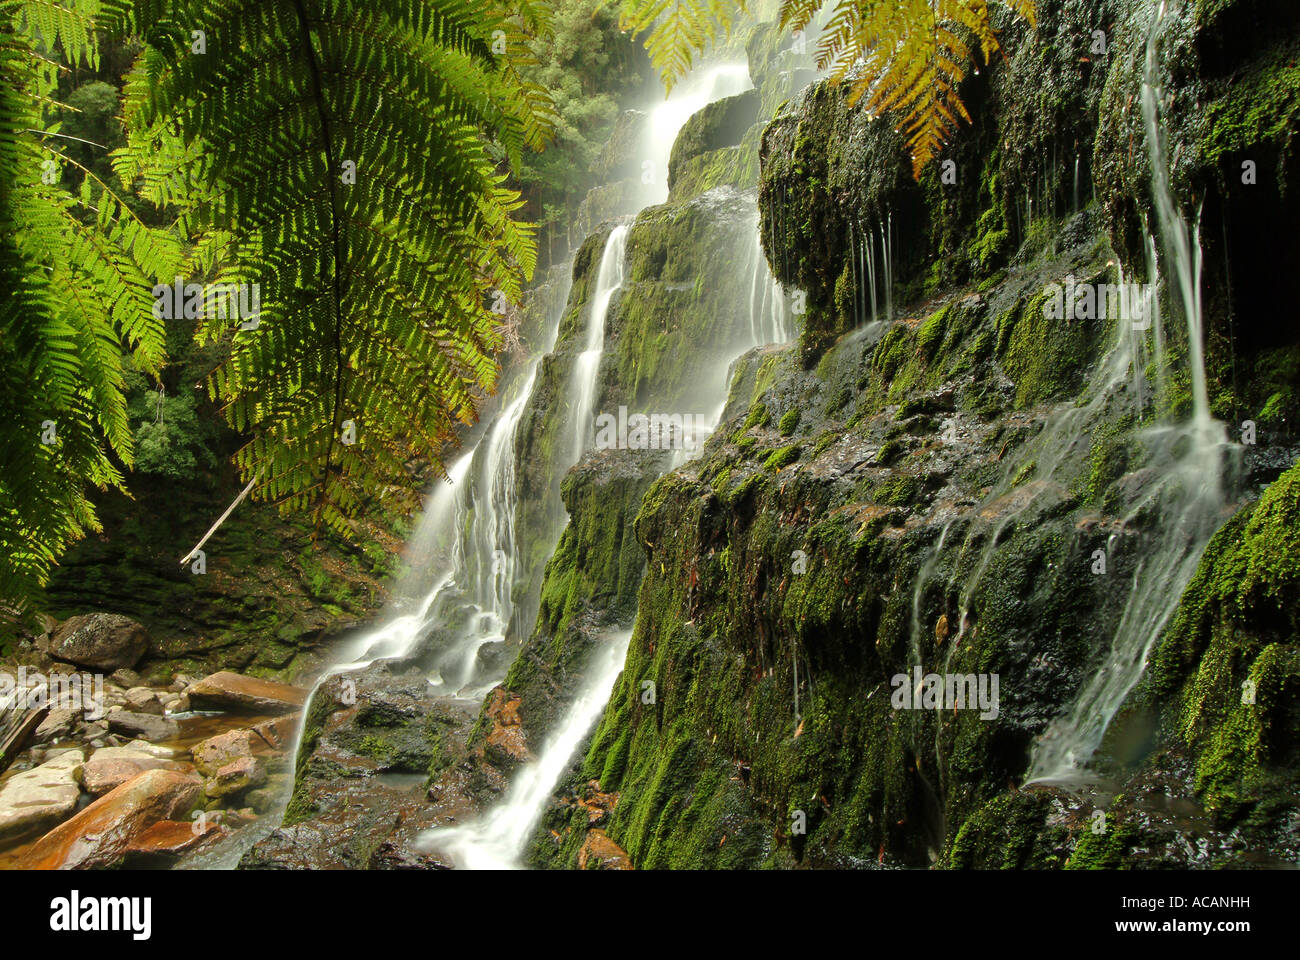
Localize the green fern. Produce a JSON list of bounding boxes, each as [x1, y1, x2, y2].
[[621, 0, 1035, 177], [0, 0, 180, 611], [112, 0, 557, 543], [1, 0, 556, 609]]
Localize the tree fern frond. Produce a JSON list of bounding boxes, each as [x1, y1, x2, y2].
[[0, 2, 177, 608], [111, 0, 552, 541], [629, 0, 1035, 177]]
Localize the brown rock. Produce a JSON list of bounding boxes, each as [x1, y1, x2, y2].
[[121, 819, 223, 866], [249, 713, 300, 751], [203, 756, 265, 798], [577, 829, 632, 870], [184, 671, 306, 714], [123, 687, 163, 715], [19, 768, 202, 869], [483, 689, 530, 766], [107, 711, 179, 742], [80, 753, 190, 796], [32, 707, 80, 743], [192, 729, 255, 776]]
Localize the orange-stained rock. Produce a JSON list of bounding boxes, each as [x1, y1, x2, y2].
[[192, 728, 255, 776], [124, 818, 222, 860], [577, 829, 632, 870], [579, 780, 619, 826], [19, 768, 202, 869], [184, 671, 306, 714], [483, 688, 530, 766], [81, 756, 189, 796], [250, 713, 300, 751]]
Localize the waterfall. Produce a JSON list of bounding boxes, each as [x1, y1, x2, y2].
[[881, 212, 893, 323], [670, 215, 795, 472], [1025, 0, 1231, 782], [569, 225, 629, 461], [847, 217, 884, 332], [643, 64, 753, 206], [415, 59, 785, 869], [746, 217, 789, 348], [416, 629, 632, 869]]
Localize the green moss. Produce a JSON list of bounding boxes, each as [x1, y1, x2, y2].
[[998, 285, 1107, 409], [1202, 44, 1300, 180], [778, 409, 801, 436], [763, 445, 802, 472], [945, 793, 1063, 869], [1148, 462, 1300, 821], [876, 437, 904, 465], [811, 431, 838, 459], [872, 474, 921, 506], [1065, 806, 1138, 869]]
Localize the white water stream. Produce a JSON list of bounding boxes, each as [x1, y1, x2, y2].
[[416, 630, 632, 869], [1026, 0, 1231, 781], [569, 224, 629, 461]]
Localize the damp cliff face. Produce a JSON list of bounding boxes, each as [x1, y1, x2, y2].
[[492, 186, 771, 750], [531, 0, 1300, 869], [487, 35, 811, 759]]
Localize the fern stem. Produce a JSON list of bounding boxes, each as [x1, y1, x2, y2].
[[292, 0, 350, 535]]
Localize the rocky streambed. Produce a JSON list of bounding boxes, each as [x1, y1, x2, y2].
[[0, 613, 306, 869]]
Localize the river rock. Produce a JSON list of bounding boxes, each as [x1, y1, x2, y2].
[[192, 729, 255, 776], [249, 713, 300, 750], [203, 756, 265, 799], [122, 739, 186, 760], [32, 707, 80, 743], [123, 686, 163, 715], [0, 748, 85, 844], [184, 671, 306, 714], [121, 818, 223, 865], [107, 710, 179, 742], [39, 613, 149, 672], [19, 768, 202, 869], [80, 748, 191, 796]]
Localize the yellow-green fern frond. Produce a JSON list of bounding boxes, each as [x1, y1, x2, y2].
[[623, 0, 1035, 177]]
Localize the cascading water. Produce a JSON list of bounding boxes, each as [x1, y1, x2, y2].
[[847, 214, 892, 332], [415, 629, 632, 869], [419, 63, 798, 868], [1025, 0, 1232, 782], [642, 64, 753, 206], [569, 225, 628, 461], [745, 218, 790, 347]]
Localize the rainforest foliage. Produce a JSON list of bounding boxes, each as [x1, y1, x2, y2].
[[1, 0, 1043, 612], [619, 0, 1037, 175]]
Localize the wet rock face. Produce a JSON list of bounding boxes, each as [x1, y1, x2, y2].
[[502, 182, 767, 751], [246, 661, 491, 869], [531, 1, 1300, 870], [1094, 0, 1300, 359], [668, 89, 760, 190], [0, 749, 84, 845], [184, 671, 306, 714], [18, 768, 203, 869]]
